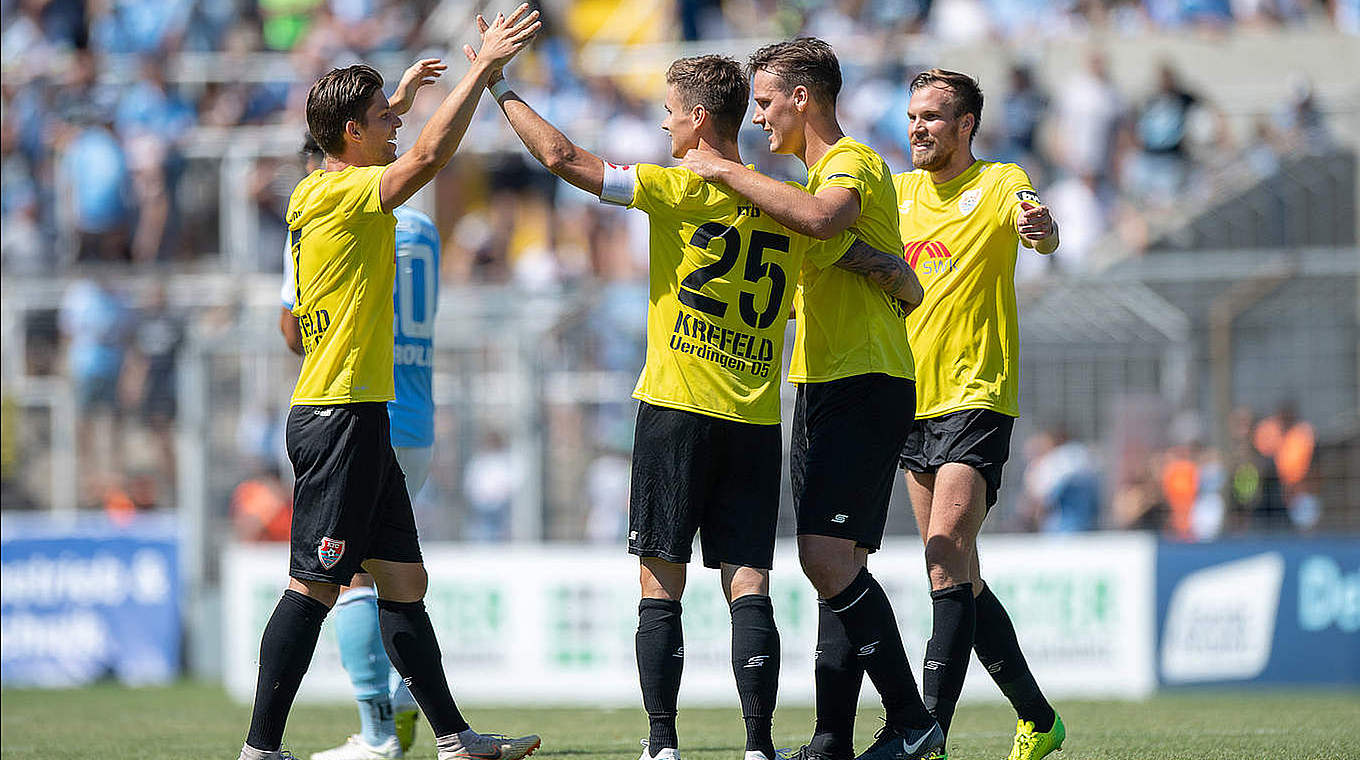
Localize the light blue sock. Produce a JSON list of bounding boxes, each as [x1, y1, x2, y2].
[[334, 586, 396, 745], [390, 668, 417, 712]]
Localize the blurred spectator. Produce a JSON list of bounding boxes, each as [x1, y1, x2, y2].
[[1272, 75, 1333, 152], [60, 277, 131, 503], [997, 64, 1048, 173], [231, 464, 292, 541], [584, 449, 630, 543], [1040, 171, 1106, 273], [463, 429, 517, 541], [1022, 425, 1102, 532], [1049, 52, 1123, 183], [123, 285, 184, 492], [1254, 401, 1320, 530], [1130, 63, 1201, 199], [1224, 406, 1288, 529]]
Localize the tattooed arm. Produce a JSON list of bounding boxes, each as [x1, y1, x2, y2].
[[834, 239, 925, 315]]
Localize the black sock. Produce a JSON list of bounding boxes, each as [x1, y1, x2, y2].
[[825, 568, 933, 731], [245, 589, 329, 751], [376, 598, 470, 736], [973, 585, 1054, 733], [637, 598, 684, 751], [922, 583, 975, 737], [808, 599, 863, 759], [730, 595, 779, 758]]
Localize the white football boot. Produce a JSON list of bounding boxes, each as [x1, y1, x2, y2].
[[438, 729, 541, 760], [639, 740, 681, 760], [310, 734, 401, 759]]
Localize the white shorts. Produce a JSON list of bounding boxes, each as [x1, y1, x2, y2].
[[394, 446, 433, 500]]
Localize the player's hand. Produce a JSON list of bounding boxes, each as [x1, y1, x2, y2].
[[1017, 201, 1054, 242], [462, 15, 506, 86], [389, 58, 447, 115], [470, 5, 540, 74], [679, 149, 735, 181]]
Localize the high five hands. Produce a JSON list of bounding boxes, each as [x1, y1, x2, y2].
[[462, 4, 541, 83]]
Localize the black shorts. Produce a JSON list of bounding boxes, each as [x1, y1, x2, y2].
[[899, 408, 1015, 507], [628, 402, 782, 570], [287, 402, 422, 583], [792, 373, 915, 551]]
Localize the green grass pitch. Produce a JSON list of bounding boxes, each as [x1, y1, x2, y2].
[[2, 683, 1358, 759]]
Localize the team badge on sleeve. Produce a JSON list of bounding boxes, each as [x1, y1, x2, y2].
[[1016, 190, 1041, 203], [317, 536, 346, 570]]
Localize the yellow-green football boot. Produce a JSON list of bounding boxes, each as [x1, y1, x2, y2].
[[1006, 713, 1064, 760]]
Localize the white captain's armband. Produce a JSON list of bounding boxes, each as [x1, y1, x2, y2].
[[600, 161, 637, 206]]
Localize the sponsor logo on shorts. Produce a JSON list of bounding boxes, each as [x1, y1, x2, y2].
[[831, 514, 849, 524], [673, 646, 685, 658], [317, 536, 346, 569], [629, 531, 639, 541], [313, 408, 333, 417], [857, 641, 879, 657], [924, 659, 945, 671]]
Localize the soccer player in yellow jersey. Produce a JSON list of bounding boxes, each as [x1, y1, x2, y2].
[[465, 30, 921, 760], [894, 69, 1064, 760], [681, 38, 942, 760], [237, 9, 542, 760]]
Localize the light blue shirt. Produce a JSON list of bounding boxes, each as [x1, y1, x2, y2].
[[282, 205, 439, 447]]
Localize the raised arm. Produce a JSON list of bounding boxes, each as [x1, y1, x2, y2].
[[679, 151, 859, 239], [464, 25, 604, 194], [387, 58, 448, 116], [835, 239, 924, 313], [378, 5, 540, 212]]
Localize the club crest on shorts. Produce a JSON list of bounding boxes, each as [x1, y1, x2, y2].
[[317, 536, 346, 570]]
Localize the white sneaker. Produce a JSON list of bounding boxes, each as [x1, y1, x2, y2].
[[439, 729, 541, 760], [639, 740, 681, 760], [310, 735, 402, 759]]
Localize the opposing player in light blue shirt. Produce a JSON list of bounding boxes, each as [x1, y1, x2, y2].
[[280, 131, 441, 760]]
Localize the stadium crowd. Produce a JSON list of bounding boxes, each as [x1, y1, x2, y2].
[[0, 1, 1354, 538]]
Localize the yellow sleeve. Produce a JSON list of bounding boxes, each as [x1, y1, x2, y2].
[[337, 165, 387, 218], [632, 164, 697, 215], [806, 229, 857, 269], [816, 148, 872, 203], [994, 164, 1040, 231]]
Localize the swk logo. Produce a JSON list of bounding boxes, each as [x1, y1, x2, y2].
[[904, 240, 956, 275]]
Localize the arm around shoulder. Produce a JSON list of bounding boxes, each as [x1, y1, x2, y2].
[[834, 238, 924, 312]]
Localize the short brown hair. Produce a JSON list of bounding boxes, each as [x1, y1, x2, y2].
[[306, 65, 385, 156], [666, 55, 750, 140], [910, 68, 984, 143], [746, 37, 842, 107]]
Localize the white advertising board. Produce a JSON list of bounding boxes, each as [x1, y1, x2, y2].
[[223, 533, 1156, 706]]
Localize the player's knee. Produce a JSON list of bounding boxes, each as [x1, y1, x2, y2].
[[923, 533, 971, 585], [288, 577, 341, 608]]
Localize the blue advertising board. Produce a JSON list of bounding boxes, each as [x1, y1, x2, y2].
[[1, 513, 180, 687], [1156, 537, 1360, 686]]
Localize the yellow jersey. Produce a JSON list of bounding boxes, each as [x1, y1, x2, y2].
[[894, 160, 1040, 418], [789, 136, 914, 384], [285, 164, 398, 405], [605, 161, 852, 425]]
